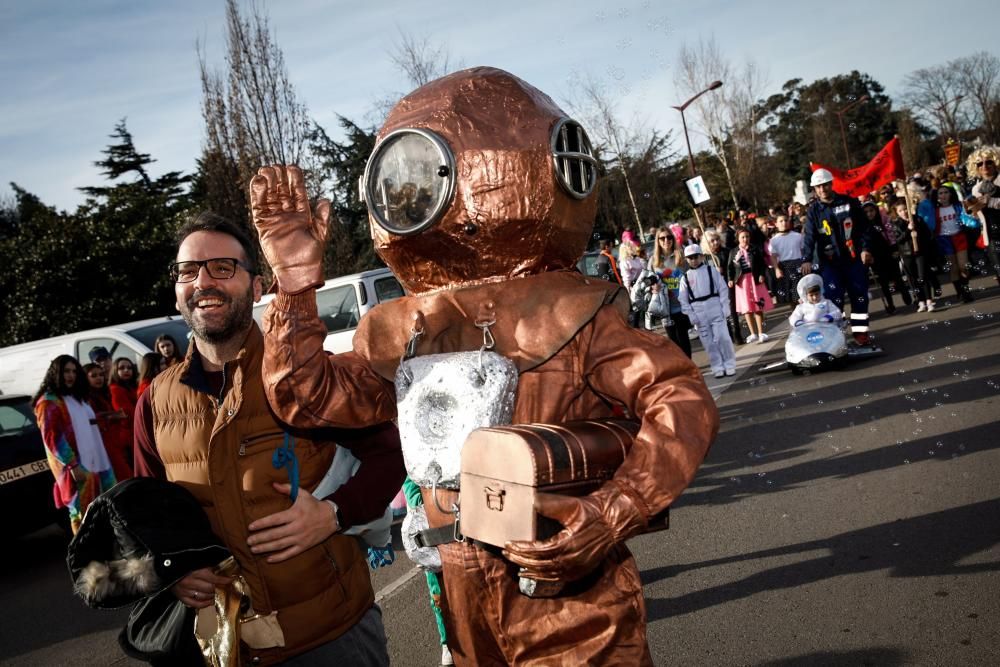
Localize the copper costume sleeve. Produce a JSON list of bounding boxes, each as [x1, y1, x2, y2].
[[261, 291, 397, 429], [584, 305, 718, 524]]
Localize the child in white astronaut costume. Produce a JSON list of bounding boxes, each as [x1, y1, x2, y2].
[[678, 244, 736, 378], [788, 273, 844, 327]]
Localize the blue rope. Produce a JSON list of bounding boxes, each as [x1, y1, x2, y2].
[[272, 432, 299, 502], [367, 545, 395, 569]]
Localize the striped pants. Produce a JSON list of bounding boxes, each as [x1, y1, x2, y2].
[[820, 261, 870, 334]]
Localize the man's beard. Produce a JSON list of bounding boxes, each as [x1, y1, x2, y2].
[[180, 284, 254, 344]]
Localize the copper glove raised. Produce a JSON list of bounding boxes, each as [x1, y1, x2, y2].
[[250, 165, 330, 295]]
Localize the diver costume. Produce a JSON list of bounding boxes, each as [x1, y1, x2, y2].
[[252, 68, 718, 665]]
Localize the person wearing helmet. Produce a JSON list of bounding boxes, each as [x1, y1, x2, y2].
[[251, 68, 718, 666], [788, 273, 844, 327], [801, 168, 875, 345], [678, 244, 736, 378]]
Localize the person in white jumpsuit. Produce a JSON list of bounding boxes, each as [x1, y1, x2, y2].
[[788, 273, 844, 327], [678, 244, 736, 378]]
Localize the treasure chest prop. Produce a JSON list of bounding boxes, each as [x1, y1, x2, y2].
[[459, 419, 669, 548]]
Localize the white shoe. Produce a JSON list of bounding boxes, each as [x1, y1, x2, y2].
[[917, 301, 927, 312], [745, 333, 758, 343], [713, 371, 725, 378], [927, 301, 936, 312], [758, 333, 769, 343], [725, 369, 736, 376], [441, 644, 454, 666]]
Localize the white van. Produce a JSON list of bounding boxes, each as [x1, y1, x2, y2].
[[0, 316, 191, 397], [252, 267, 404, 354]]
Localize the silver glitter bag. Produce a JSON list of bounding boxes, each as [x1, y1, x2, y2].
[[395, 351, 518, 489]]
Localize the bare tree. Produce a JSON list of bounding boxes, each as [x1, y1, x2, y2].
[[197, 0, 313, 223], [369, 31, 461, 124], [389, 31, 454, 87], [569, 74, 652, 240], [675, 37, 768, 210], [955, 51, 1000, 143], [901, 63, 969, 140]]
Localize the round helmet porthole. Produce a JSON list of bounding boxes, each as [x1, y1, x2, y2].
[[363, 128, 456, 236]]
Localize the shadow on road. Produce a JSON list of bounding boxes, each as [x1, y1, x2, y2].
[[682, 421, 997, 507], [642, 498, 1000, 621]]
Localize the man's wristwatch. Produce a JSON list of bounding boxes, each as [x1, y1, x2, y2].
[[324, 499, 343, 533]]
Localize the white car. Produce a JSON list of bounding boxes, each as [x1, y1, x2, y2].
[[252, 267, 404, 354], [0, 317, 191, 397]]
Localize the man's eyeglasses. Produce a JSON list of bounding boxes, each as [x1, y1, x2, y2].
[[170, 258, 253, 283]]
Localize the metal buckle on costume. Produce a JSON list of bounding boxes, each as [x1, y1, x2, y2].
[[429, 473, 465, 544]]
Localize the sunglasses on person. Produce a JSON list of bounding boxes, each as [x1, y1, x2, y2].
[[657, 235, 673, 241], [976, 160, 996, 167], [170, 258, 254, 283]]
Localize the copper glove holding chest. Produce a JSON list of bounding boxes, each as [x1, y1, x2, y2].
[[459, 419, 669, 548]]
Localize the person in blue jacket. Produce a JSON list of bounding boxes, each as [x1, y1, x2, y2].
[[800, 169, 875, 345]]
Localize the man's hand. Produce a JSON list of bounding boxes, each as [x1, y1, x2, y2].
[[249, 165, 332, 295], [503, 484, 646, 583], [775, 266, 784, 279], [860, 250, 874, 266], [800, 261, 813, 276], [171, 567, 233, 609], [247, 483, 339, 563]]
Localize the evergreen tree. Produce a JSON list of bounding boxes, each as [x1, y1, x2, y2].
[[0, 123, 194, 347]]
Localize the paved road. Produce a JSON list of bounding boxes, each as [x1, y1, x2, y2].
[[3, 277, 998, 666]]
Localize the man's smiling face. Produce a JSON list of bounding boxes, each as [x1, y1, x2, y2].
[[174, 230, 262, 344]]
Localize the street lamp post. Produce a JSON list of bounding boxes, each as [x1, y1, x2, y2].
[[835, 95, 869, 169], [672, 80, 723, 232]]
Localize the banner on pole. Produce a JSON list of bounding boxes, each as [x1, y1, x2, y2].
[[811, 137, 906, 198], [944, 139, 961, 167]]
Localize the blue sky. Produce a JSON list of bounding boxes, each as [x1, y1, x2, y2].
[[2, 0, 995, 211]]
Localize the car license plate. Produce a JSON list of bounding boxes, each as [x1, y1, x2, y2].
[[0, 459, 49, 486]]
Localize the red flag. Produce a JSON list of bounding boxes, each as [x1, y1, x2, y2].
[[810, 137, 905, 198]]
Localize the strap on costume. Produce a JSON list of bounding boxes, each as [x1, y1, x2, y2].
[[414, 523, 459, 549], [687, 265, 718, 303], [271, 433, 299, 502]]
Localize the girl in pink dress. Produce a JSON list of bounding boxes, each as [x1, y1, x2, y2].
[[727, 228, 774, 343]]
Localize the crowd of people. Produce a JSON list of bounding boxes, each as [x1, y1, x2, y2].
[[602, 150, 1000, 355], [32, 335, 184, 533]]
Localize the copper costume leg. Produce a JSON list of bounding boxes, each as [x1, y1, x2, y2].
[[438, 542, 653, 666]]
